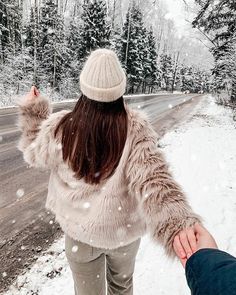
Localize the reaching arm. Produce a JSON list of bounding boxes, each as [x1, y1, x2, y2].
[[186, 249, 236, 295], [126, 112, 201, 257], [15, 90, 70, 169]]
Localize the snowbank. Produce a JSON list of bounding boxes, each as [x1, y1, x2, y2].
[[3, 95, 236, 295]]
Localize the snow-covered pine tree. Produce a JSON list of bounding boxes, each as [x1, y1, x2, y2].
[[66, 19, 83, 95], [143, 27, 161, 93], [0, 1, 10, 63], [193, 0, 236, 102], [79, 0, 111, 61], [0, 0, 27, 98], [0, 0, 22, 61], [180, 65, 194, 93], [160, 54, 174, 91], [119, 4, 147, 93], [23, 5, 42, 87], [38, 0, 70, 91]]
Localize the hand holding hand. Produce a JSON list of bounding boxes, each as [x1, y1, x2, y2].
[[173, 226, 197, 267], [173, 223, 218, 267]]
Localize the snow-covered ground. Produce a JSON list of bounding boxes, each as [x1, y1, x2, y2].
[[3, 95, 236, 295]]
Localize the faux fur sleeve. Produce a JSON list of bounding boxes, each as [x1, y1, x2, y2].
[[15, 95, 70, 169], [126, 113, 201, 257]]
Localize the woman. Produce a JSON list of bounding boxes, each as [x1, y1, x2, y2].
[[16, 49, 201, 295]]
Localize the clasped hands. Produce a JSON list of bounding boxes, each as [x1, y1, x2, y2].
[[173, 223, 218, 267]]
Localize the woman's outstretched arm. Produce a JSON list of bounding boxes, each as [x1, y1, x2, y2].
[[126, 112, 202, 257], [15, 86, 69, 169]]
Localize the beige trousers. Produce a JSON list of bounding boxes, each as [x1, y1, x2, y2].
[[65, 235, 141, 295]]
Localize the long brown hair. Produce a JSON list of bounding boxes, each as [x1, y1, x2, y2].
[[54, 94, 128, 184]]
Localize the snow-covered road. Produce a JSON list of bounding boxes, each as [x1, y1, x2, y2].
[[3, 95, 236, 295]]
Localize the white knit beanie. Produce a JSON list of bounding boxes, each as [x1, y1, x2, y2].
[[79, 48, 126, 102]]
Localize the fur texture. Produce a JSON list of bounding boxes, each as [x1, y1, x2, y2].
[[16, 96, 201, 255]]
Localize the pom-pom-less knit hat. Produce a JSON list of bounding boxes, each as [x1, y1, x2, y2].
[[79, 48, 126, 102]]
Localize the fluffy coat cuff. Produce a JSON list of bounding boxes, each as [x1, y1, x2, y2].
[[15, 95, 52, 152], [126, 110, 202, 257]]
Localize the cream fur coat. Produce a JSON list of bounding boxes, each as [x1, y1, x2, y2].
[[16, 95, 201, 256]]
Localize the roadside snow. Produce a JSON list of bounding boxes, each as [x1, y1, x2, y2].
[[3, 95, 236, 295]]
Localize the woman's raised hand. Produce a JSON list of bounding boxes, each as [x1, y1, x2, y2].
[[24, 86, 40, 103], [173, 226, 197, 267]]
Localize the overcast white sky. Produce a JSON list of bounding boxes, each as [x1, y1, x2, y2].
[[164, 0, 195, 37]]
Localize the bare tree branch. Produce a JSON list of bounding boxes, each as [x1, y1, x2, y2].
[[185, 18, 217, 47]]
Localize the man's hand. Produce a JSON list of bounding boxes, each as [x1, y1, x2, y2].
[[193, 223, 218, 250], [173, 223, 218, 267]]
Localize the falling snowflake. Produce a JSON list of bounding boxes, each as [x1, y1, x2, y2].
[[72, 245, 79, 253], [127, 224, 131, 228], [94, 172, 100, 178], [118, 206, 122, 211], [123, 252, 127, 256], [164, 12, 172, 20], [96, 274, 100, 278], [22, 34, 27, 40], [83, 202, 91, 209], [49, 220, 54, 225], [21, 245, 25, 250], [90, 239, 93, 243], [47, 28, 54, 34], [122, 274, 127, 278], [2, 272, 7, 278], [18, 258, 21, 262], [137, 105, 141, 109], [168, 104, 173, 109], [30, 142, 37, 148], [16, 188, 24, 198], [69, 181, 78, 189], [120, 241, 124, 246], [57, 143, 62, 150], [144, 193, 149, 199], [69, 117, 73, 121], [12, 220, 16, 224]]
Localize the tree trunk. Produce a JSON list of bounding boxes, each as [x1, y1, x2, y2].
[[125, 9, 131, 69], [231, 79, 236, 103], [172, 51, 180, 93], [33, 0, 38, 86]]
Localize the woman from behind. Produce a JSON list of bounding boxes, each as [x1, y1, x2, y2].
[[16, 49, 201, 295]]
